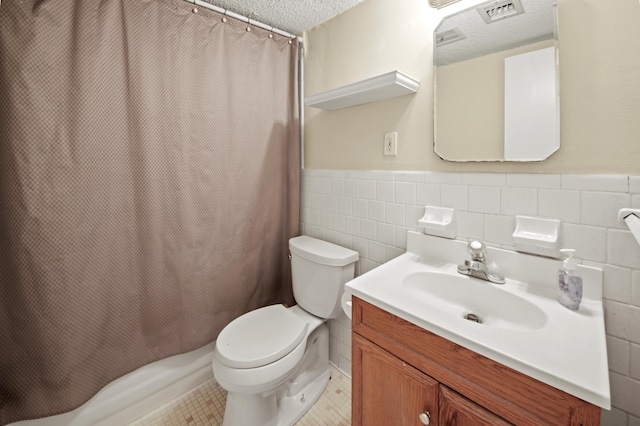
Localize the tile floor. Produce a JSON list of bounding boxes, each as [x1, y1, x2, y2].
[[128, 366, 351, 426]]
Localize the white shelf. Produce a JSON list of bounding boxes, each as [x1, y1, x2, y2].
[[305, 70, 420, 111]]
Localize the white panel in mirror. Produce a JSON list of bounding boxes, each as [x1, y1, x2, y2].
[[504, 47, 559, 161], [433, 0, 559, 162]]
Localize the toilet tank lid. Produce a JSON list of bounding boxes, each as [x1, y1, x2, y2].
[[289, 236, 359, 266]]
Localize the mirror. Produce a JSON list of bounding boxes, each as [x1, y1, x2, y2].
[[434, 0, 559, 162]]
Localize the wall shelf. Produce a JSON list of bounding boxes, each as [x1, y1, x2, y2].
[[305, 71, 420, 111]]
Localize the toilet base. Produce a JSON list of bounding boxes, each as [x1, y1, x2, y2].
[[221, 323, 331, 426], [222, 368, 330, 426], [275, 367, 330, 426]]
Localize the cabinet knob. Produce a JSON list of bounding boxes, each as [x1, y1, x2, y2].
[[418, 410, 431, 425]]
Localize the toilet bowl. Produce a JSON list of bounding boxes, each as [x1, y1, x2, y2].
[[212, 236, 358, 426]]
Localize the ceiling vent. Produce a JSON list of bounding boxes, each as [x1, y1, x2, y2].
[[435, 28, 466, 47], [477, 0, 525, 24]]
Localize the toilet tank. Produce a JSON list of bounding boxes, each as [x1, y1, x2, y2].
[[289, 236, 359, 319]]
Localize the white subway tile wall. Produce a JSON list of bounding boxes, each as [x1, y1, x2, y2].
[[301, 169, 640, 426]]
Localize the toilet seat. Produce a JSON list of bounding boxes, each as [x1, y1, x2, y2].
[[216, 304, 308, 369]]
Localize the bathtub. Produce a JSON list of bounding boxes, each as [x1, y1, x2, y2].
[[9, 342, 215, 426]]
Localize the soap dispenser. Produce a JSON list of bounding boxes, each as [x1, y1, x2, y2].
[[557, 249, 583, 311]]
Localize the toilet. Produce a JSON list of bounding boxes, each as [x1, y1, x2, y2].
[[212, 235, 359, 426]]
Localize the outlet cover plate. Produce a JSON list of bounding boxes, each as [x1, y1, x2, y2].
[[384, 132, 398, 156]]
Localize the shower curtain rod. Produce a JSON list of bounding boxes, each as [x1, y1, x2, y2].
[[185, 0, 304, 42]]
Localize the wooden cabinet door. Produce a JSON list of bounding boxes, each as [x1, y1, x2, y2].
[[353, 333, 439, 426], [439, 385, 512, 426]]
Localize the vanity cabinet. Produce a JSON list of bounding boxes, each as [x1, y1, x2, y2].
[[354, 331, 439, 425], [351, 297, 601, 426], [354, 332, 508, 425]]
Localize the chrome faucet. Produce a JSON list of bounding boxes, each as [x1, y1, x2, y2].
[[457, 241, 505, 284]]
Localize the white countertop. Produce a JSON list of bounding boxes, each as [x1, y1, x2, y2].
[[345, 231, 611, 409]]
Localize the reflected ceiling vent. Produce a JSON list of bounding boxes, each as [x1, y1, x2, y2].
[[435, 27, 466, 47], [428, 0, 463, 8], [477, 0, 525, 24]]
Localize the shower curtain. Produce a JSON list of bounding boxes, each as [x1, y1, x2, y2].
[[0, 0, 300, 423]]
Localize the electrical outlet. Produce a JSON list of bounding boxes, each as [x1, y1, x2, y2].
[[384, 132, 398, 156]]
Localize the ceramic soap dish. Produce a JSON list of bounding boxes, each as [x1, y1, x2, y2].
[[418, 206, 455, 239], [512, 215, 560, 258]]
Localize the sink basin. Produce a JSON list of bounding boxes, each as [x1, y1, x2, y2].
[[401, 271, 547, 331]]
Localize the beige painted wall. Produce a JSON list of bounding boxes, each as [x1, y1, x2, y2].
[[303, 0, 640, 174], [435, 40, 553, 161]]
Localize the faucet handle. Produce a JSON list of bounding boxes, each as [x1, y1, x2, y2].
[[468, 241, 486, 262]]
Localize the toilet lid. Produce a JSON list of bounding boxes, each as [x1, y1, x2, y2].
[[216, 304, 308, 369]]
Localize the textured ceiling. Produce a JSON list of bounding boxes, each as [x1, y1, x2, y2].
[[435, 0, 556, 66], [199, 0, 556, 59], [200, 0, 363, 35]]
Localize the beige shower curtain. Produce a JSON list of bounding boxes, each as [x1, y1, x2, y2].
[[0, 0, 299, 423]]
